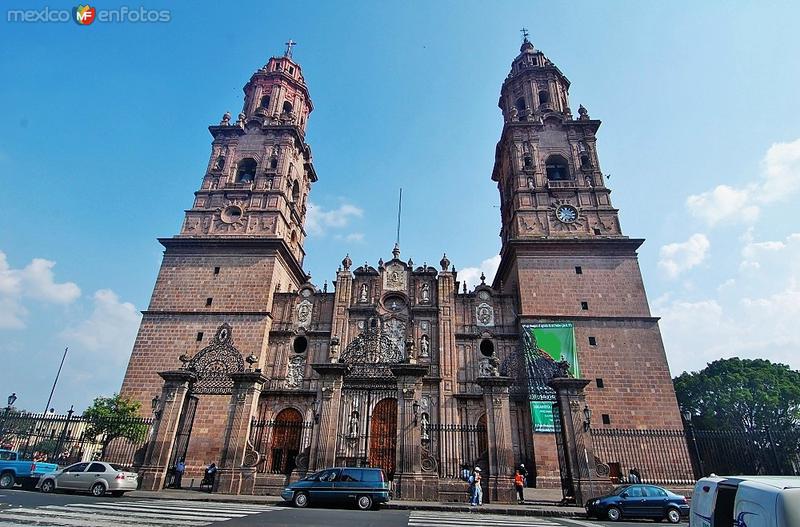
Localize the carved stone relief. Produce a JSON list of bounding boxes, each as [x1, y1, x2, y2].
[[297, 299, 313, 329], [285, 355, 305, 389], [476, 302, 495, 327], [384, 262, 407, 291]]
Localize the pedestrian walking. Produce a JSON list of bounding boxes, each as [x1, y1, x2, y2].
[[628, 467, 640, 483], [470, 467, 483, 506], [514, 469, 525, 504], [518, 463, 528, 486], [174, 458, 186, 489]]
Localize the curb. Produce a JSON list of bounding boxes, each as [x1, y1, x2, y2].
[[127, 491, 586, 517]]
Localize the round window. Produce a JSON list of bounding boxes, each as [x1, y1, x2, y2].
[[293, 336, 308, 354], [479, 339, 495, 357], [221, 205, 244, 224]]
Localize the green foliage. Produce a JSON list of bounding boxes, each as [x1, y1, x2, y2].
[[83, 394, 148, 455], [674, 358, 800, 431]]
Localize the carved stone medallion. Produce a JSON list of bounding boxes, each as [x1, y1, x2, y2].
[[383, 262, 407, 291], [297, 299, 313, 329], [476, 303, 495, 327]]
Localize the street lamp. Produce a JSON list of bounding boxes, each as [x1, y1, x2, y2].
[[582, 404, 592, 431], [681, 407, 704, 478]]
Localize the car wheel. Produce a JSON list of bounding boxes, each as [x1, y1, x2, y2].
[[666, 507, 681, 524], [40, 479, 55, 494], [607, 506, 622, 522], [293, 491, 309, 508], [111, 491, 125, 497], [356, 495, 373, 511], [0, 472, 15, 489], [90, 482, 106, 497]]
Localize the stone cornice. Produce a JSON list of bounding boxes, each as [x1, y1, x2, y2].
[[158, 236, 307, 285]]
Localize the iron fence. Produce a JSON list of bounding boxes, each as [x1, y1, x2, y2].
[[425, 423, 488, 479], [250, 418, 314, 475], [0, 409, 153, 469], [591, 426, 800, 485]]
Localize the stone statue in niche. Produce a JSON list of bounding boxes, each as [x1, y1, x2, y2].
[[419, 334, 430, 358], [348, 411, 359, 439], [420, 413, 430, 441], [405, 338, 416, 363], [420, 282, 431, 303], [359, 283, 369, 302], [329, 336, 340, 362]]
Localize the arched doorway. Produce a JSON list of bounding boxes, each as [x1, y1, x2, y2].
[[368, 398, 397, 479], [477, 413, 488, 456], [270, 408, 303, 475]]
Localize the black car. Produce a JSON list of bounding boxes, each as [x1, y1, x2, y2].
[[281, 467, 390, 510], [586, 484, 689, 523]]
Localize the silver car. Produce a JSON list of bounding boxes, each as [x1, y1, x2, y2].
[[39, 461, 138, 497]]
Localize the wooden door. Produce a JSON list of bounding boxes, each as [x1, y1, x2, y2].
[[368, 398, 397, 479]]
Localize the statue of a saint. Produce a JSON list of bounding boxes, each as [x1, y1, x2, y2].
[[359, 283, 368, 302], [420, 413, 430, 440], [419, 334, 430, 358], [421, 283, 430, 303], [348, 411, 359, 438]]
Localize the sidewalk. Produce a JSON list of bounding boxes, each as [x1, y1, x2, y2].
[[127, 489, 586, 518]]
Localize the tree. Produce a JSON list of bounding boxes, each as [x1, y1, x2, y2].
[[83, 394, 148, 459], [673, 358, 800, 431]]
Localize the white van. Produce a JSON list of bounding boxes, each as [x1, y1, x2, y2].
[[690, 476, 800, 527]]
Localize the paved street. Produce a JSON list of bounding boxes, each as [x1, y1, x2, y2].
[[0, 490, 680, 526]]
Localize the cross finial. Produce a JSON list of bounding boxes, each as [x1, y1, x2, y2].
[[284, 39, 296, 58], [520, 28, 530, 42]]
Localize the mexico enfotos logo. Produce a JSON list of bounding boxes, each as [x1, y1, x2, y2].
[[7, 5, 171, 24]]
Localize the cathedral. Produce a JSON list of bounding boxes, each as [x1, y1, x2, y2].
[[120, 37, 685, 502]]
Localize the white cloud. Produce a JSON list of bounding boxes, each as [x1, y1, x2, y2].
[[657, 233, 710, 279], [657, 231, 800, 375], [686, 137, 800, 227], [685, 185, 759, 226], [306, 202, 363, 236], [334, 232, 365, 243], [0, 251, 80, 329], [61, 289, 141, 359], [458, 255, 501, 291]]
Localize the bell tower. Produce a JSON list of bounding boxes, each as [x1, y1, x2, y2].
[[120, 44, 317, 436], [493, 35, 620, 243], [493, 35, 683, 431], [182, 42, 316, 265]]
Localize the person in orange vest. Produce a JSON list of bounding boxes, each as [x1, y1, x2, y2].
[[514, 469, 525, 504]]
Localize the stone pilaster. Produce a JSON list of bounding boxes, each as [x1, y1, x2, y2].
[[309, 363, 348, 471], [139, 370, 196, 491], [476, 375, 516, 503], [215, 371, 267, 494], [548, 377, 613, 506], [390, 363, 435, 500]]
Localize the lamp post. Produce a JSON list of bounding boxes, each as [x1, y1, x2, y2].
[[1, 393, 17, 444], [582, 404, 592, 431], [682, 409, 704, 479]]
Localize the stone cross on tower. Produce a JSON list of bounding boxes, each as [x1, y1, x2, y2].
[[520, 27, 529, 42], [284, 39, 297, 58]]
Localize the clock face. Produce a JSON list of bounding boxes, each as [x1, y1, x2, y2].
[[555, 204, 579, 224]]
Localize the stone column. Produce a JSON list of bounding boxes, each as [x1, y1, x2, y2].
[[215, 371, 267, 495], [476, 375, 516, 503], [139, 370, 196, 491], [390, 363, 433, 500], [548, 377, 613, 506], [309, 363, 348, 471]]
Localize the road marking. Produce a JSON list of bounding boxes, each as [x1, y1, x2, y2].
[[408, 510, 559, 526], [558, 518, 605, 527], [0, 498, 278, 526]]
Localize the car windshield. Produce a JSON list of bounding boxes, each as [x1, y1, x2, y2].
[[611, 485, 630, 495], [302, 471, 321, 481]]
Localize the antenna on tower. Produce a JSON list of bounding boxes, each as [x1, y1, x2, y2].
[[395, 187, 403, 248]]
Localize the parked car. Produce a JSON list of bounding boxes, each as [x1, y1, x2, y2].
[[586, 484, 689, 523], [38, 461, 138, 497], [0, 449, 58, 490], [281, 467, 390, 510], [690, 475, 800, 527]]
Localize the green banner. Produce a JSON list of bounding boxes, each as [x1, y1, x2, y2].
[[524, 322, 579, 433]]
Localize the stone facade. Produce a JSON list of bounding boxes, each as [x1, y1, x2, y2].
[[120, 40, 686, 502]]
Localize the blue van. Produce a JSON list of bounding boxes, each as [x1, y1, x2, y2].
[[281, 467, 390, 510]]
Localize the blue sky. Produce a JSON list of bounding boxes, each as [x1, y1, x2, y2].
[[1, 1, 799, 413]]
